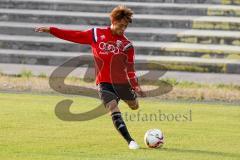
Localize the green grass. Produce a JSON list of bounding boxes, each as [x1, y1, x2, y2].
[[38, 72, 47, 78], [0, 92, 240, 160], [20, 70, 33, 78]]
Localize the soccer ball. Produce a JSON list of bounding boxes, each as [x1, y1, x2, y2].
[[144, 129, 164, 148]]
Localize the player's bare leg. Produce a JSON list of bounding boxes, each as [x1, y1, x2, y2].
[[105, 99, 120, 114], [124, 99, 139, 110]]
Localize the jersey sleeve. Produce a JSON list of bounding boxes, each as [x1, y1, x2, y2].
[[49, 27, 93, 45], [126, 45, 139, 89]]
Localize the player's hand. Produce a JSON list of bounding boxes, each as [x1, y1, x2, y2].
[[134, 86, 146, 97], [35, 27, 50, 33]]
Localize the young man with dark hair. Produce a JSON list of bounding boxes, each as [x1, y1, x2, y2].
[[35, 5, 146, 149]]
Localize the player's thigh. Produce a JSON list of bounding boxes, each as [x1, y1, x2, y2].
[[98, 83, 120, 114], [113, 84, 137, 103], [98, 83, 119, 106]]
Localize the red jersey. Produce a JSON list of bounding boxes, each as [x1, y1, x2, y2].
[[50, 26, 139, 89]]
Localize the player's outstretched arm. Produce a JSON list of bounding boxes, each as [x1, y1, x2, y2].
[[35, 26, 92, 45]]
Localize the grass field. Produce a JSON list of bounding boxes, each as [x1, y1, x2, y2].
[[0, 92, 240, 160]]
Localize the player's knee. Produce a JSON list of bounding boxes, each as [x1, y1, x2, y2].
[[130, 104, 139, 110], [106, 100, 118, 111], [128, 101, 139, 110]]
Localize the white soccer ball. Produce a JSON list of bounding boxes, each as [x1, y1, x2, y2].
[[144, 129, 164, 148]]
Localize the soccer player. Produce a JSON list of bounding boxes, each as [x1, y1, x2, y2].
[[35, 5, 146, 149]]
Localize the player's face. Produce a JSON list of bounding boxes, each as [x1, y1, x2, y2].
[[112, 19, 128, 35]]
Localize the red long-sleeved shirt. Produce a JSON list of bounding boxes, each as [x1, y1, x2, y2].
[[50, 26, 138, 89]]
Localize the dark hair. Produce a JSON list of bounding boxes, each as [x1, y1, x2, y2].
[[110, 5, 134, 23]]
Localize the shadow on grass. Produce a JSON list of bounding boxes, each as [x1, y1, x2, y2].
[[140, 147, 240, 159]]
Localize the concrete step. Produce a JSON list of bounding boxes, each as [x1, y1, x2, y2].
[[222, 0, 240, 5], [86, 0, 239, 5], [0, 0, 207, 15], [1, 34, 240, 58], [207, 5, 240, 16], [82, 0, 222, 4], [0, 49, 88, 66], [192, 16, 240, 30], [177, 29, 240, 46], [0, 49, 239, 73], [1, 22, 240, 46], [6, 0, 240, 5], [1, 0, 220, 5], [0, 22, 181, 42], [0, 9, 194, 28], [1, 9, 240, 30], [2, 0, 240, 16]]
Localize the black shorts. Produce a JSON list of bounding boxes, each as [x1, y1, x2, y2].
[[98, 82, 137, 106]]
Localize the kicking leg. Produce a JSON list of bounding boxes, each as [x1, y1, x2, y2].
[[106, 100, 139, 149]]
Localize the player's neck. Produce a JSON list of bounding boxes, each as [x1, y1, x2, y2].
[[110, 25, 122, 36], [110, 25, 117, 35]]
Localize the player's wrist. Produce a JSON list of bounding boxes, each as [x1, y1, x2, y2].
[[132, 85, 140, 91]]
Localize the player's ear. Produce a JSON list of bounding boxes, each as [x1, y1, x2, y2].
[[112, 19, 120, 26], [110, 17, 114, 25], [111, 20, 116, 25]]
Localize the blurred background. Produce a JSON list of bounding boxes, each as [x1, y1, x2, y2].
[[0, 0, 240, 101]]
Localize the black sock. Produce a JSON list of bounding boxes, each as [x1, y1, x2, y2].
[[111, 112, 134, 144]]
